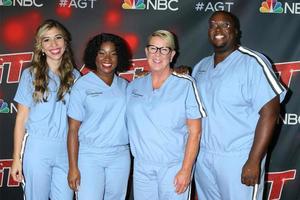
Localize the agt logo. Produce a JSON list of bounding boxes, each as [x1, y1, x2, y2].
[[0, 52, 33, 84], [266, 170, 296, 200], [259, 0, 300, 14], [0, 159, 21, 187], [0, 0, 43, 7], [119, 58, 150, 81], [194, 1, 234, 12], [57, 0, 97, 9], [122, 0, 179, 11]]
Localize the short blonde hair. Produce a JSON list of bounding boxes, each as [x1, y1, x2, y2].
[[147, 30, 176, 50]]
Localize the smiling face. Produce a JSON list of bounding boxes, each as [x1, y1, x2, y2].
[[41, 27, 66, 65], [208, 12, 238, 54], [145, 36, 175, 73], [95, 41, 118, 77]]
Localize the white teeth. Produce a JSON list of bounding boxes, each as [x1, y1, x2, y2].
[[153, 59, 161, 63], [103, 63, 112, 67], [50, 49, 60, 54], [215, 35, 224, 39]]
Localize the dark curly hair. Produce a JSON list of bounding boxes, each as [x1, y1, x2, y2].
[[83, 33, 132, 73]]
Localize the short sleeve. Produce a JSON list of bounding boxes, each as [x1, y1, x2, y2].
[[14, 68, 33, 108], [67, 84, 85, 121], [248, 57, 286, 112], [186, 78, 207, 119]]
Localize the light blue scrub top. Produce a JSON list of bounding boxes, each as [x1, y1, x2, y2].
[[67, 72, 128, 148], [14, 68, 80, 140], [192, 46, 286, 154], [126, 72, 207, 164]]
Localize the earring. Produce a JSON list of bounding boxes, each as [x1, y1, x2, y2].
[[42, 52, 45, 56]]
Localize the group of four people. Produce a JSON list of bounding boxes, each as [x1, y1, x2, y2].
[[11, 10, 285, 200]]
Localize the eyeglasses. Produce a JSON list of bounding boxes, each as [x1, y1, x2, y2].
[[146, 45, 172, 55], [209, 21, 231, 30]]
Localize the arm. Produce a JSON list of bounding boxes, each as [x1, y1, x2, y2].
[[11, 104, 29, 182], [67, 117, 81, 191], [241, 96, 280, 186], [174, 118, 202, 194]]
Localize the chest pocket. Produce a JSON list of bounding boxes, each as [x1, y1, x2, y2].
[[212, 77, 248, 107], [150, 91, 186, 129], [85, 89, 106, 114], [129, 89, 147, 106]]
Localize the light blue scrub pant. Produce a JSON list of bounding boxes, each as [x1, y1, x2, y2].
[[195, 148, 265, 200], [133, 160, 191, 200], [22, 136, 73, 200], [77, 145, 131, 200]]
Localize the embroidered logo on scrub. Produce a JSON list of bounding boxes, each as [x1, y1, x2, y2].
[[86, 90, 103, 97], [131, 89, 143, 97]]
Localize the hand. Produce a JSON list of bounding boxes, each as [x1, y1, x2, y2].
[[174, 168, 191, 194], [173, 66, 190, 75], [68, 167, 80, 191], [11, 159, 23, 183], [134, 70, 149, 78], [241, 159, 260, 186]]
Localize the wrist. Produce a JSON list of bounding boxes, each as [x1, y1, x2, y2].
[[180, 166, 192, 174], [69, 163, 79, 170], [247, 156, 261, 165], [12, 154, 21, 160]]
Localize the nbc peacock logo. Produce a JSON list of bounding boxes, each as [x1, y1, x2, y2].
[[0, 0, 12, 6], [259, 0, 283, 13], [0, 99, 10, 113], [122, 0, 146, 10]]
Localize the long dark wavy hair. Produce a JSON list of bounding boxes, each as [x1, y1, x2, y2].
[[31, 19, 76, 102]]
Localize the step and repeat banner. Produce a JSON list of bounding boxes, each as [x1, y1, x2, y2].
[[0, 0, 299, 199]]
